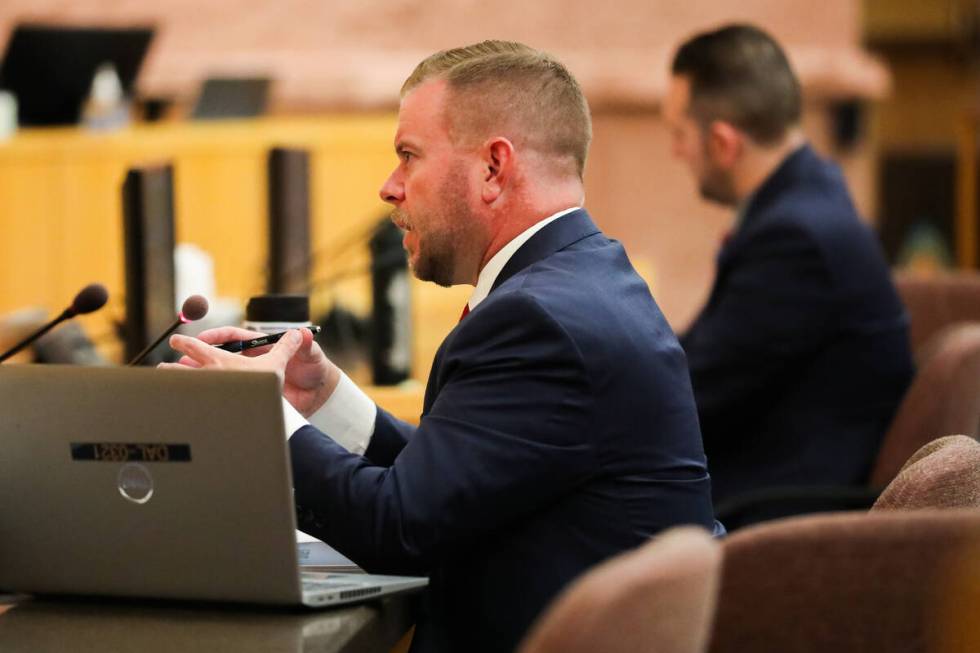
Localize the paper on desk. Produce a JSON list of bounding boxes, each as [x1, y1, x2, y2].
[[295, 530, 357, 568], [296, 529, 320, 544]]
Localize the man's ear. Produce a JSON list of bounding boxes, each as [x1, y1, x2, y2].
[[706, 120, 743, 169], [481, 137, 515, 204]]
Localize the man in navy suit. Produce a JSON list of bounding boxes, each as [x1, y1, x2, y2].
[[662, 25, 915, 507], [168, 41, 720, 652]]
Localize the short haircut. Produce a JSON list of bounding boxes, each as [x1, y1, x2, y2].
[[671, 24, 801, 145], [402, 40, 592, 179]]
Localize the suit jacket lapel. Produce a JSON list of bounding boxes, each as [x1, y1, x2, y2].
[[491, 209, 600, 294], [716, 144, 814, 275], [422, 210, 600, 414]]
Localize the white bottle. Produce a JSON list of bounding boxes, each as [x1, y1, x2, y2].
[[0, 90, 17, 141], [82, 62, 129, 130]]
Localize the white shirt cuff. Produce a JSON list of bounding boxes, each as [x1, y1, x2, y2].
[[281, 372, 377, 455]]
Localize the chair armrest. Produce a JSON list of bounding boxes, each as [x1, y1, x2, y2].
[[715, 485, 881, 531]]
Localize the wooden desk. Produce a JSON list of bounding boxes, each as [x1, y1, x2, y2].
[[0, 594, 414, 653]]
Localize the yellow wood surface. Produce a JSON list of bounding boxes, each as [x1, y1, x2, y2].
[[0, 116, 470, 419], [363, 382, 425, 425], [0, 116, 393, 314]]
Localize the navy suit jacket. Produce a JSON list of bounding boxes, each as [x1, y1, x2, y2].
[[290, 209, 719, 653], [681, 145, 914, 505]]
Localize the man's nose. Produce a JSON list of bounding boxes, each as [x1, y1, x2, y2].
[[379, 170, 404, 204]]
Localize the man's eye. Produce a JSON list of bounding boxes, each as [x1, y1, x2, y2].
[[401, 151, 413, 162]]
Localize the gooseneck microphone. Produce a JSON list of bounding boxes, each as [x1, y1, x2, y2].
[[127, 295, 209, 366], [0, 283, 109, 364]]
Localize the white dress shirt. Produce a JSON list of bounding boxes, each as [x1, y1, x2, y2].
[[282, 206, 581, 451]]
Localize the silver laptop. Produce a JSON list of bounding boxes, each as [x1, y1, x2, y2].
[[0, 365, 427, 607]]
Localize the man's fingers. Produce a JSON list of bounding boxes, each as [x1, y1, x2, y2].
[[169, 333, 224, 366], [166, 330, 302, 378], [195, 326, 268, 345], [268, 330, 304, 367], [298, 326, 316, 352]]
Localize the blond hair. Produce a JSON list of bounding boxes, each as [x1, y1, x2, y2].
[[402, 40, 592, 179]]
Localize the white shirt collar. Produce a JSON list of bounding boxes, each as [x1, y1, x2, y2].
[[467, 207, 580, 310]]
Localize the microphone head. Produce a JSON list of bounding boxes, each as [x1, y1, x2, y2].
[[70, 283, 109, 316], [178, 295, 209, 323]]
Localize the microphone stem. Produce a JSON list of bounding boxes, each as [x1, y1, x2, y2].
[[0, 309, 72, 364], [127, 318, 181, 366]]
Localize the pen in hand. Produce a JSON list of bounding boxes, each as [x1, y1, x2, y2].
[[214, 326, 321, 353]]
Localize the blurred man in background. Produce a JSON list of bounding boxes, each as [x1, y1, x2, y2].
[[662, 24, 914, 509]]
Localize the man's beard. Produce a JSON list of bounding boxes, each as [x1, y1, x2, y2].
[[402, 163, 478, 287], [697, 146, 738, 207]]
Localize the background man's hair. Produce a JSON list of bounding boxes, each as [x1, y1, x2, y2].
[[671, 24, 801, 145], [403, 40, 592, 179]]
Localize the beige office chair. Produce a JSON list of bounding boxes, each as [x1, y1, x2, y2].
[[872, 435, 980, 511], [894, 270, 980, 354], [518, 527, 721, 653], [708, 510, 980, 653], [869, 323, 980, 489]]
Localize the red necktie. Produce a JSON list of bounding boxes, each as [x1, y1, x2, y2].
[[459, 304, 470, 322]]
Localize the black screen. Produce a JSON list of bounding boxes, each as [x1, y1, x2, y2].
[[122, 165, 177, 366], [0, 24, 154, 126]]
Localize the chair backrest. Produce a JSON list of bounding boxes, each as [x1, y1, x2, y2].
[[708, 510, 980, 653], [872, 435, 980, 511], [894, 271, 980, 354], [869, 323, 980, 488], [517, 527, 721, 653]]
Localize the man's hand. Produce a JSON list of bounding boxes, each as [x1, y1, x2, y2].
[[163, 326, 342, 417]]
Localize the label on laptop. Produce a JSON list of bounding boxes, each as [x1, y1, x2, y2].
[[70, 442, 191, 463]]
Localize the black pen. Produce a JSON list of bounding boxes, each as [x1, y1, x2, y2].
[[214, 326, 321, 353]]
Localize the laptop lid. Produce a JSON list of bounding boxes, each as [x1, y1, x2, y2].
[[0, 365, 304, 604]]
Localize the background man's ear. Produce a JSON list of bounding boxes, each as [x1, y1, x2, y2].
[[707, 121, 743, 168]]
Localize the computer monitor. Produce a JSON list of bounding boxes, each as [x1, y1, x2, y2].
[[191, 77, 270, 121], [267, 147, 312, 294], [0, 24, 154, 126], [369, 220, 411, 385], [122, 165, 177, 366]]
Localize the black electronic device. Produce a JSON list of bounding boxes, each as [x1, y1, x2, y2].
[[267, 147, 312, 294], [122, 165, 177, 366], [0, 24, 154, 126], [215, 325, 320, 353], [369, 220, 411, 385], [191, 77, 270, 120]]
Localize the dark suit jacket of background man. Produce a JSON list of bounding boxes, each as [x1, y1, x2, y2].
[[289, 209, 720, 653], [681, 145, 915, 506]]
